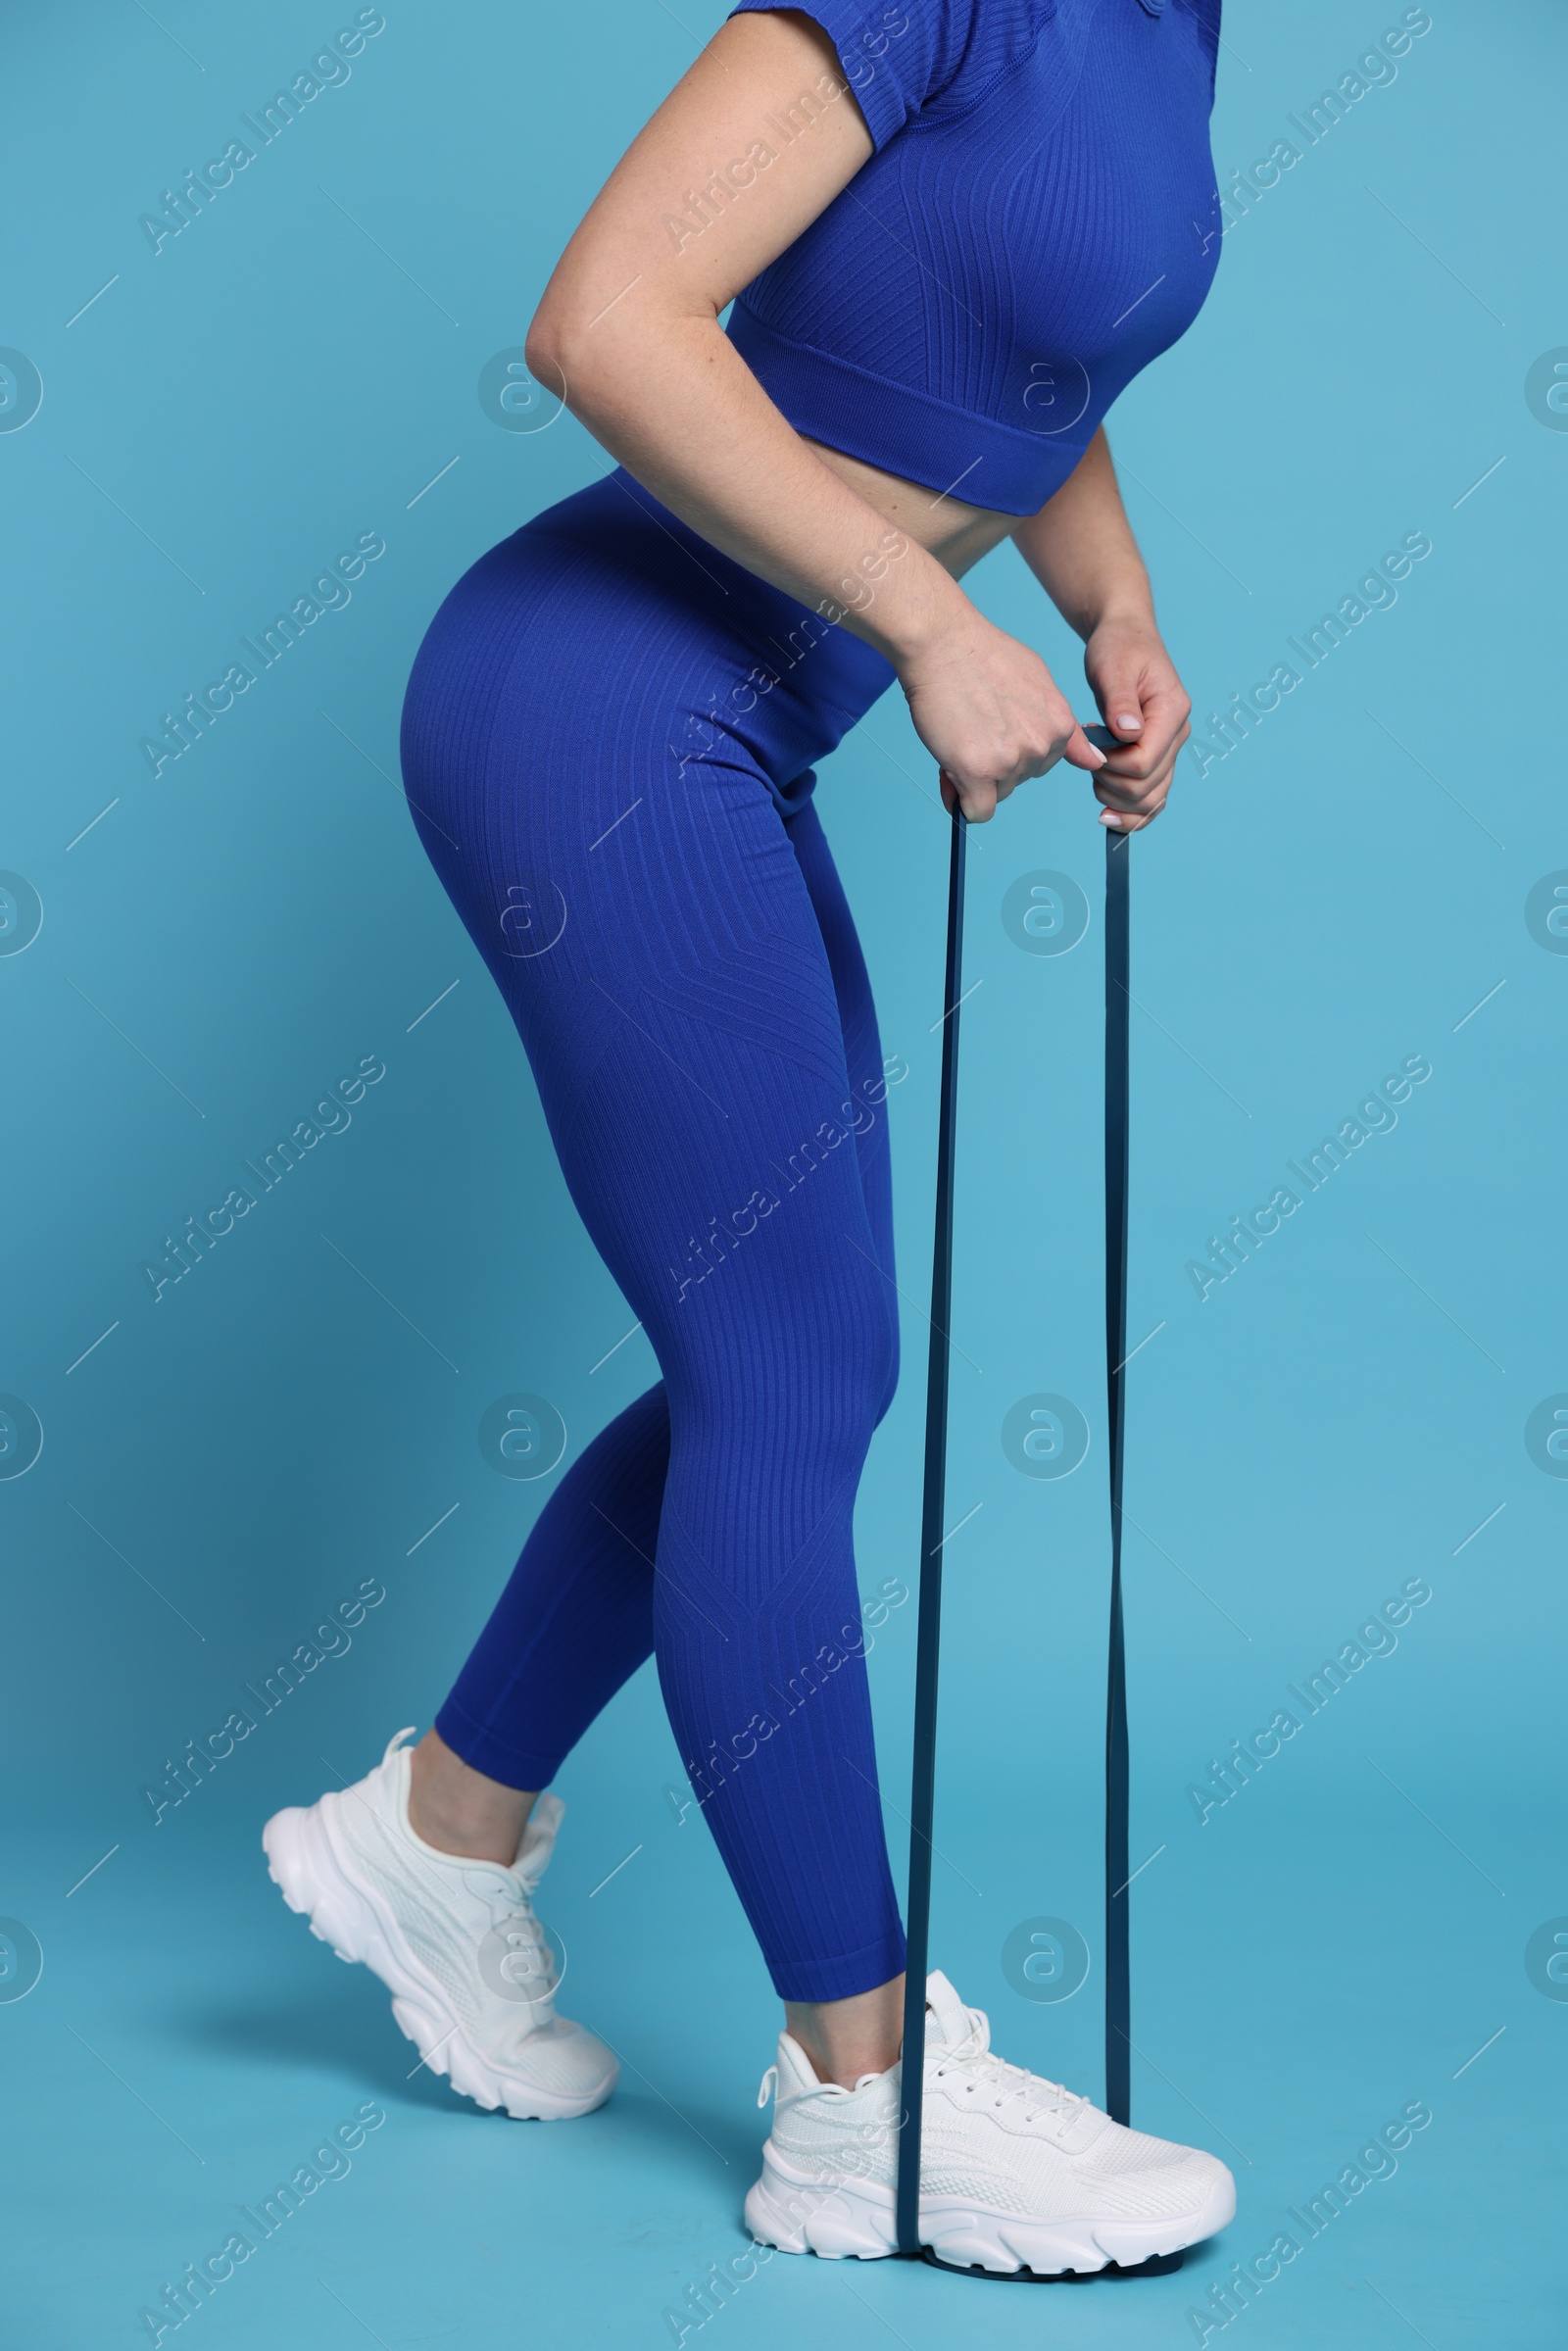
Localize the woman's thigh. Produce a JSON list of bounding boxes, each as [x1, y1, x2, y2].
[[781, 799, 900, 1413], [399, 512, 898, 1515]]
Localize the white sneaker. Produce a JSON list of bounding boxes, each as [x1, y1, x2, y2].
[[745, 1970, 1234, 2274], [262, 1727, 617, 2121]]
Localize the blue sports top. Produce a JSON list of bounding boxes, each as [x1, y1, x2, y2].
[[723, 0, 1222, 516]]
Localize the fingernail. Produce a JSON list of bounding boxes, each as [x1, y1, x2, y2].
[[1114, 713, 1143, 733], [1101, 811, 1123, 828], [1088, 747, 1107, 767]]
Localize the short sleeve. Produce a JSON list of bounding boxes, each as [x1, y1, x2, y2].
[[726, 0, 1054, 153]]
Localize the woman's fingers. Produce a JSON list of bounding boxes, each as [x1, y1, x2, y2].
[[1097, 749, 1176, 829], [1090, 677, 1189, 829], [1100, 791, 1168, 832], [936, 696, 1179, 831], [1081, 619, 1194, 829], [1099, 678, 1187, 770], [940, 766, 998, 821], [944, 724, 1101, 820], [1095, 726, 1180, 830], [1086, 653, 1151, 747], [1061, 721, 1110, 776], [907, 619, 1102, 820]]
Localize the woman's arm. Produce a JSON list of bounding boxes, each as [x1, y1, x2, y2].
[[1011, 430, 1193, 831], [525, 8, 1105, 823]]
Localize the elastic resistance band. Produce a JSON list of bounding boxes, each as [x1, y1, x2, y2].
[[896, 805, 967, 2257], [1103, 824, 1132, 2126]]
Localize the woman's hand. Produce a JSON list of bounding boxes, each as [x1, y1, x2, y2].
[[1082, 612, 1193, 832], [1010, 433, 1193, 832], [899, 613, 1107, 823]]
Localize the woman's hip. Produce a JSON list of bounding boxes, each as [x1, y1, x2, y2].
[[399, 466, 897, 827]]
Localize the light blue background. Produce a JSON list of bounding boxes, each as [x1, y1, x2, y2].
[[2, 2, 1562, 2344]]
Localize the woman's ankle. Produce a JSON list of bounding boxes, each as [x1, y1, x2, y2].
[[406, 1727, 537, 1865], [784, 1974, 906, 2088]]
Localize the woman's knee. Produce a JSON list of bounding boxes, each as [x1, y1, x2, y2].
[[871, 1315, 900, 1431], [669, 1273, 893, 1468], [813, 1293, 898, 1464]]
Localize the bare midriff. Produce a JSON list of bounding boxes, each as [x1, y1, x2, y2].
[[801, 435, 1023, 584]]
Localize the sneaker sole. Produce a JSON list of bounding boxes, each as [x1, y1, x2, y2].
[[262, 1798, 617, 2123], [744, 2142, 1235, 2274]]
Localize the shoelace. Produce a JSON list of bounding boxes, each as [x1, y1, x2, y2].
[[464, 1865, 559, 1998], [350, 1742, 564, 2005], [755, 2005, 1092, 2131], [931, 2003, 1091, 2129]]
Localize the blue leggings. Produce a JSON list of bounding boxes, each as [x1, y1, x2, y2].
[[399, 469, 907, 2001]]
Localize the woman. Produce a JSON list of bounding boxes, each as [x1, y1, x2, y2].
[[266, 0, 1234, 2275]]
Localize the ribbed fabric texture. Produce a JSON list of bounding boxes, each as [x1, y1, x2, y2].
[[725, 0, 1223, 514], [400, 470, 907, 2001]]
